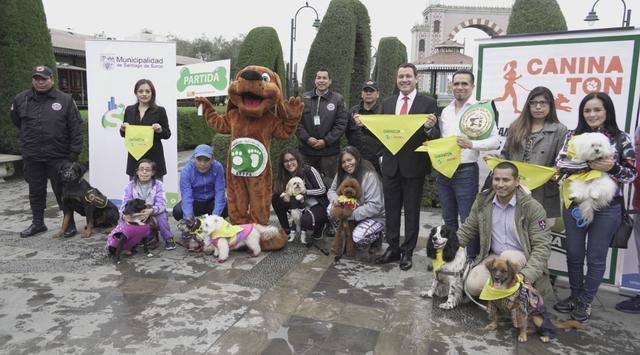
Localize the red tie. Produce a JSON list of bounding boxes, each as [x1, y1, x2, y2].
[[399, 96, 409, 115]]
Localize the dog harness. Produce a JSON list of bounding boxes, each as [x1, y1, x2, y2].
[[337, 195, 357, 210], [105, 223, 153, 251], [211, 224, 253, 249]]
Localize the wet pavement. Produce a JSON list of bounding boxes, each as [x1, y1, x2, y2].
[[0, 151, 639, 354]]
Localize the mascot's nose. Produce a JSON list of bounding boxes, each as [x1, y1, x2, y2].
[[240, 70, 262, 81]]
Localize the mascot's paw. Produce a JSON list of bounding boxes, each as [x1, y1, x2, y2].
[[283, 96, 304, 121], [194, 96, 216, 116]]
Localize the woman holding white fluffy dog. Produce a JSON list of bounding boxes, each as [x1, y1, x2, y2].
[[327, 146, 385, 253], [554, 92, 637, 322], [272, 148, 329, 242]]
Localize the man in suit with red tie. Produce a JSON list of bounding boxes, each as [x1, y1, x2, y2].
[[376, 63, 440, 270]]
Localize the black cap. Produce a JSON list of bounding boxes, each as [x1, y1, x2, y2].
[[361, 80, 378, 91], [32, 66, 53, 78]]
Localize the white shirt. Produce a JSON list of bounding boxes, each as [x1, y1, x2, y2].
[[439, 98, 500, 164], [394, 89, 417, 115]]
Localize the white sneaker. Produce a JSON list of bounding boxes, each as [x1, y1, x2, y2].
[[301, 231, 309, 245], [288, 230, 296, 242]]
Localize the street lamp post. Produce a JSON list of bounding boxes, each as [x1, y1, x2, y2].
[[289, 2, 321, 97], [584, 0, 632, 27]]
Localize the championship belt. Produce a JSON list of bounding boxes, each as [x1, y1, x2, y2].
[[459, 100, 497, 140]]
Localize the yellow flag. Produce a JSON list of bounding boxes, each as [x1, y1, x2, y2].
[[415, 136, 461, 178], [358, 114, 427, 155], [561, 170, 603, 208], [485, 157, 557, 191], [124, 125, 154, 160]]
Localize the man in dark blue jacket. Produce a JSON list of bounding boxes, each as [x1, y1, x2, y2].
[[173, 145, 227, 226], [11, 65, 83, 238]]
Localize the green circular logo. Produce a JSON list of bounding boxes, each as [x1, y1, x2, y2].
[[230, 138, 268, 177]]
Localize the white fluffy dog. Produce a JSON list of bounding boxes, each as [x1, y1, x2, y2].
[[568, 132, 618, 224], [283, 176, 306, 242], [199, 215, 280, 263]]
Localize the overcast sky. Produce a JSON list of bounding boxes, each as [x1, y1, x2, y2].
[[42, 0, 639, 77]]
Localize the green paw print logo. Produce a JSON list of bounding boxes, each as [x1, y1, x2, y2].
[[176, 66, 228, 92], [230, 138, 268, 177], [101, 97, 125, 128]]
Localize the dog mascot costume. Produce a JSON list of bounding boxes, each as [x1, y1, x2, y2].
[[195, 66, 303, 250]]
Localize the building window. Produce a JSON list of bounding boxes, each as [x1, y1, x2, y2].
[[419, 39, 425, 52], [433, 20, 440, 33]]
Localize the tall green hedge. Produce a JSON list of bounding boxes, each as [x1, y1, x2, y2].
[[0, 0, 57, 154], [372, 37, 407, 99], [236, 27, 287, 95], [507, 0, 567, 34], [302, 0, 371, 107]]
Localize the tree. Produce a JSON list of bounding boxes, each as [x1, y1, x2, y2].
[[302, 0, 371, 107], [174, 34, 245, 78], [507, 0, 567, 34], [372, 37, 407, 99], [236, 27, 287, 95], [0, 0, 57, 154]]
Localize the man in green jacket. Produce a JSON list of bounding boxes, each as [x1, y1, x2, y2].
[[458, 162, 554, 301]]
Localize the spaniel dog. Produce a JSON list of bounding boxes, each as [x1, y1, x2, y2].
[[283, 176, 307, 243], [568, 132, 617, 224], [484, 257, 583, 343], [420, 225, 466, 309], [330, 176, 362, 257]]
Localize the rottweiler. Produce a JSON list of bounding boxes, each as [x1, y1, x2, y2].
[[56, 161, 119, 238]]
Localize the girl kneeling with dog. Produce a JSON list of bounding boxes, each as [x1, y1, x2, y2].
[[115, 159, 176, 251], [327, 146, 385, 255], [272, 148, 329, 243]]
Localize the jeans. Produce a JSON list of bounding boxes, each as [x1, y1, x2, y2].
[[436, 163, 479, 257], [563, 203, 621, 304]]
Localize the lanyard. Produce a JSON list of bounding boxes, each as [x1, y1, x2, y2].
[[315, 95, 321, 116]]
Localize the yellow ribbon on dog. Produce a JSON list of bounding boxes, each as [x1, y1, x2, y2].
[[561, 170, 603, 208], [209, 218, 243, 239], [432, 249, 445, 273], [479, 274, 524, 300]]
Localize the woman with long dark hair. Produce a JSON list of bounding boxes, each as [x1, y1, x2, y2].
[[119, 79, 171, 179], [272, 147, 328, 243], [499, 86, 567, 221], [327, 146, 385, 252], [554, 92, 637, 321]]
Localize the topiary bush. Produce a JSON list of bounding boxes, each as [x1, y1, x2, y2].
[[372, 37, 407, 99], [302, 0, 371, 107], [507, 0, 567, 34], [236, 27, 287, 96], [0, 0, 58, 155]]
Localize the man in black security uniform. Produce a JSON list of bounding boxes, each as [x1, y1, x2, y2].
[[296, 68, 348, 180], [346, 80, 384, 173], [10, 66, 83, 238]]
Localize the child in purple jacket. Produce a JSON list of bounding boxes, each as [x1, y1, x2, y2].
[[119, 158, 175, 250]]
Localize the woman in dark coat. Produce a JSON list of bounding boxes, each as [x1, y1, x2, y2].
[[119, 79, 171, 179]]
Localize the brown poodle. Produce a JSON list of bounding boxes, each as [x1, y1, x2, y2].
[[330, 176, 362, 257]]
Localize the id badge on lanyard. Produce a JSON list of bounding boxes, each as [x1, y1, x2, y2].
[[314, 96, 321, 126]]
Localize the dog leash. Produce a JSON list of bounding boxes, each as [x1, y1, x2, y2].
[[462, 259, 487, 311]]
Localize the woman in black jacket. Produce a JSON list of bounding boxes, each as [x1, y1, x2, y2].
[[119, 79, 171, 179], [272, 147, 328, 243]]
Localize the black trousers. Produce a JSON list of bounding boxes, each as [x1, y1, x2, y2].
[[23, 159, 67, 224], [302, 154, 338, 180], [382, 171, 425, 256], [271, 193, 327, 236], [172, 198, 228, 220]]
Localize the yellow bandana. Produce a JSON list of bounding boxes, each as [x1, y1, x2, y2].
[[485, 157, 558, 191], [479, 274, 523, 300], [358, 114, 428, 155], [415, 136, 461, 178], [561, 170, 603, 208], [124, 125, 154, 160], [432, 249, 445, 273]]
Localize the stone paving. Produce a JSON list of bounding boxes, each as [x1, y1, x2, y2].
[[0, 153, 639, 354]]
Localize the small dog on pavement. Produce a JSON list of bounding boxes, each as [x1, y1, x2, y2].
[[57, 161, 119, 238], [283, 176, 306, 242], [329, 176, 361, 257], [183, 214, 281, 263], [420, 225, 466, 309], [568, 132, 618, 224], [483, 257, 583, 343], [106, 199, 154, 263]]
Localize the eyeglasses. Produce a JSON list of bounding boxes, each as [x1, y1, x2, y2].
[[283, 158, 297, 164], [137, 167, 153, 172], [528, 100, 550, 107]]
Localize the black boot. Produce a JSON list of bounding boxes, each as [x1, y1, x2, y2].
[[20, 223, 48, 238]]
